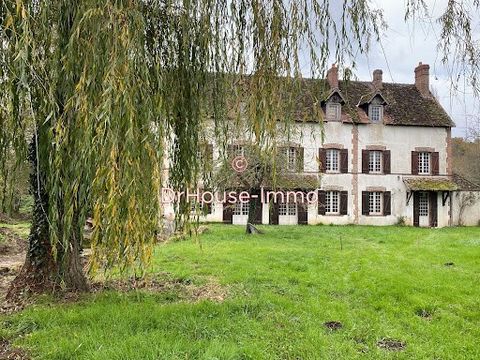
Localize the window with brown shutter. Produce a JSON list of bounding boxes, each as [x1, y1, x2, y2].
[[318, 190, 326, 215], [362, 191, 369, 215], [362, 150, 369, 173], [340, 149, 348, 173], [411, 151, 419, 175], [383, 150, 391, 174], [318, 148, 326, 172], [383, 191, 391, 215], [431, 152, 439, 175], [340, 191, 348, 215]]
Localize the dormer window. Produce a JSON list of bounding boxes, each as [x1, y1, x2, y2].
[[369, 105, 383, 123], [326, 102, 341, 121]]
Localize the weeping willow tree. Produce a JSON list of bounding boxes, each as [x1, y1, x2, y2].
[[1, 0, 478, 297]]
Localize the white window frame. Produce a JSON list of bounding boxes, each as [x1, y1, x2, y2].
[[418, 152, 431, 175], [282, 147, 297, 172], [419, 192, 429, 216], [233, 144, 245, 157], [369, 105, 383, 123], [369, 192, 383, 215], [326, 149, 340, 173], [279, 203, 297, 216], [326, 102, 341, 121], [325, 191, 340, 214], [369, 150, 383, 174], [233, 202, 249, 216]]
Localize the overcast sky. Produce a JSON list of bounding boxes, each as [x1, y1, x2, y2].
[[344, 0, 479, 138]]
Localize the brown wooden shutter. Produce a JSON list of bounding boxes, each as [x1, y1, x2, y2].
[[431, 152, 439, 175], [340, 149, 348, 173], [362, 150, 369, 174], [429, 192, 438, 227], [383, 150, 391, 174], [411, 151, 419, 175], [223, 204, 233, 224], [319, 148, 326, 172], [362, 191, 369, 215], [269, 202, 279, 225], [297, 204, 308, 225], [413, 192, 420, 226], [318, 190, 326, 215], [383, 191, 391, 215], [297, 147, 304, 173], [340, 191, 348, 215]]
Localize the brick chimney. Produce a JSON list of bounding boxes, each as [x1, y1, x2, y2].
[[372, 69, 383, 89], [415, 62, 430, 97], [327, 64, 338, 89]]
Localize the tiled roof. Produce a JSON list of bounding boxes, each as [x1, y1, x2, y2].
[[452, 174, 480, 191], [403, 177, 458, 191], [403, 175, 480, 191], [294, 78, 455, 127]]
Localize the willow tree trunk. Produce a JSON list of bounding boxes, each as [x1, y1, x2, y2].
[[7, 140, 88, 299], [245, 187, 262, 234]]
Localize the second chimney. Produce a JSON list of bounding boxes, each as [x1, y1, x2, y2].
[[372, 69, 383, 89], [415, 62, 430, 97], [327, 64, 339, 89]]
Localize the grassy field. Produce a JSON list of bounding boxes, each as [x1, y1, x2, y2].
[[2, 225, 480, 359]]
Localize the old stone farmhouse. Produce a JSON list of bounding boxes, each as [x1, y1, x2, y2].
[[163, 62, 480, 227]]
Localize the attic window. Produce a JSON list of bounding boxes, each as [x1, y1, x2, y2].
[[326, 102, 341, 121], [369, 105, 383, 123]]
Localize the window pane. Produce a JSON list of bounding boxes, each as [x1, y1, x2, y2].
[[288, 203, 297, 216], [326, 149, 339, 172], [369, 151, 382, 173], [326, 103, 341, 121], [288, 147, 297, 171], [418, 152, 430, 174], [234, 145, 244, 157], [370, 105, 383, 122], [369, 192, 382, 215], [419, 192, 429, 216], [325, 191, 339, 214]]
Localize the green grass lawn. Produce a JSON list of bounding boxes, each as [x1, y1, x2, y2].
[[2, 225, 480, 359]]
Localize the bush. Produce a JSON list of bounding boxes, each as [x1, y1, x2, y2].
[[396, 216, 407, 226]]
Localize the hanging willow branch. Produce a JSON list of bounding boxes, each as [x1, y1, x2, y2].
[[0, 0, 383, 278]]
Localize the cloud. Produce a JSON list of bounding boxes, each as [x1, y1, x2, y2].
[[342, 0, 478, 137]]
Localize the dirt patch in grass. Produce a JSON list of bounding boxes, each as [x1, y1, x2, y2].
[[0, 339, 29, 360], [377, 338, 406, 351], [324, 321, 343, 331], [415, 308, 433, 319], [90, 275, 228, 303], [0, 228, 27, 255]]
